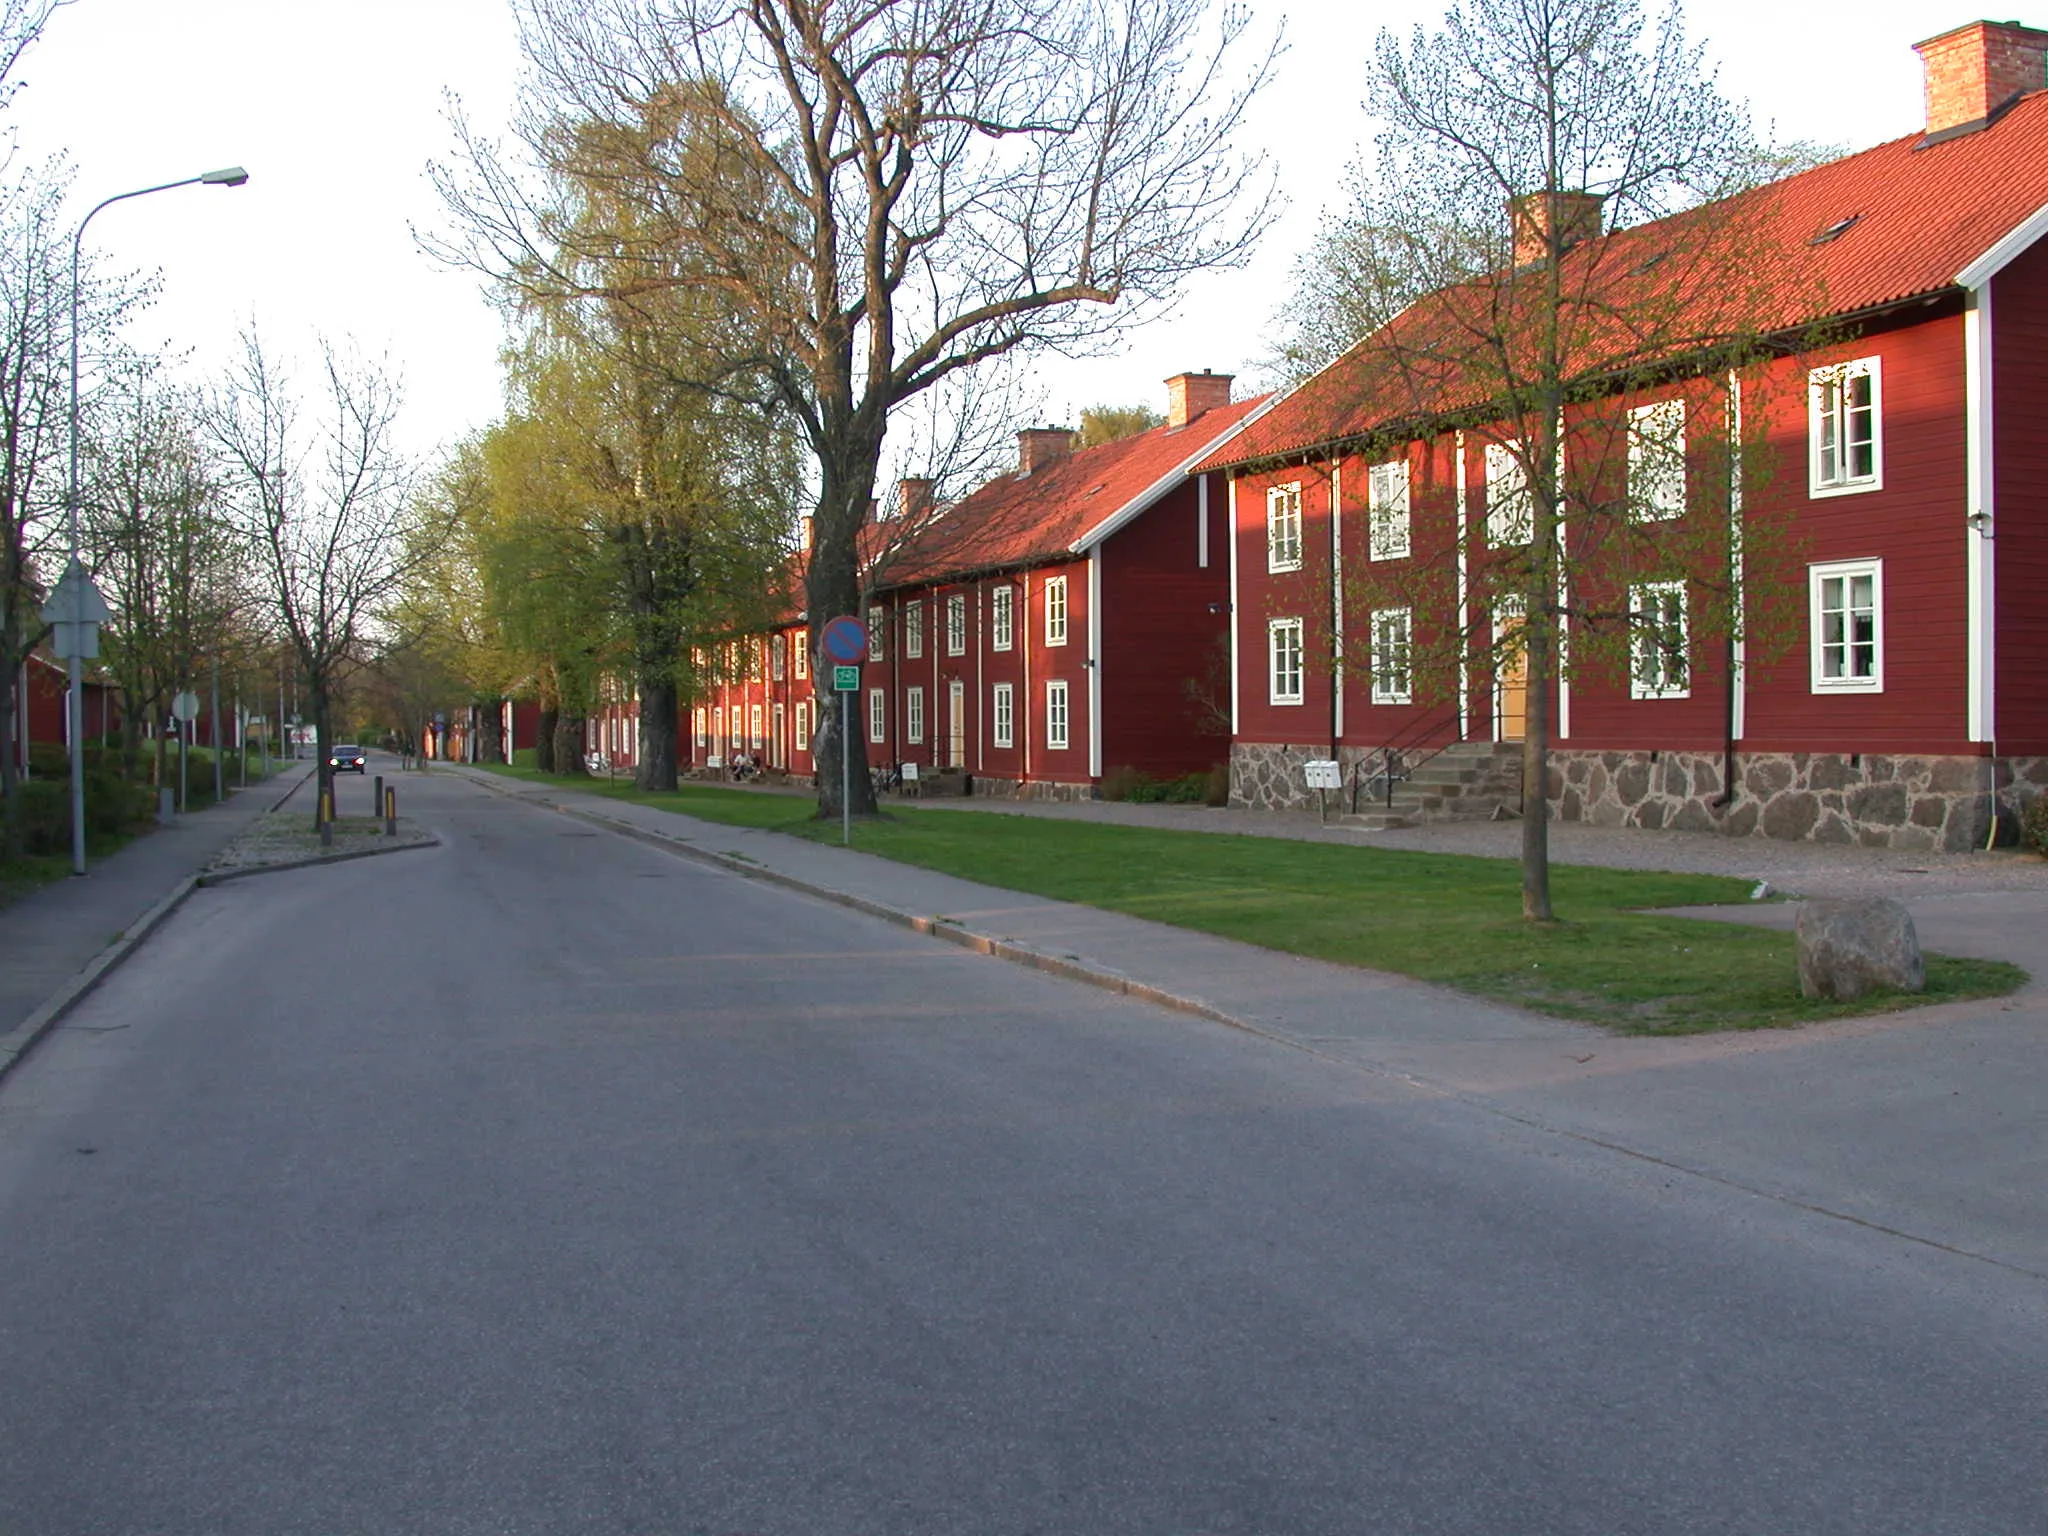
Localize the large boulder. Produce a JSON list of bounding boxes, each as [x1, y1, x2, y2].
[[1795, 898, 1925, 1001]]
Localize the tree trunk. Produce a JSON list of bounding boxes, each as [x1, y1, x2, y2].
[[312, 687, 333, 831], [535, 705, 559, 773], [636, 674, 678, 792], [807, 462, 880, 820], [1520, 623, 1554, 922], [554, 712, 585, 776], [475, 703, 503, 767], [0, 659, 20, 860]]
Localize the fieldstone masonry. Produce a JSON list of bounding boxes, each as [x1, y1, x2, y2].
[[1234, 741, 2048, 851]]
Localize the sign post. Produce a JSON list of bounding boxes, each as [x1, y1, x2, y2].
[[171, 690, 200, 813], [818, 616, 869, 848]]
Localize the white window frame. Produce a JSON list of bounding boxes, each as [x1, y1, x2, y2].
[[1628, 580, 1691, 699], [866, 605, 885, 661], [906, 685, 926, 744], [693, 707, 707, 747], [770, 632, 787, 681], [945, 592, 967, 655], [1268, 617, 1304, 706], [749, 702, 764, 748], [903, 600, 925, 659], [1809, 358, 1882, 497], [1046, 679, 1070, 749], [1368, 460, 1411, 561], [992, 682, 1014, 748], [1045, 575, 1068, 646], [1370, 608, 1413, 705], [1485, 441, 1532, 546], [794, 699, 809, 752], [991, 584, 1015, 651], [1266, 482, 1304, 572], [868, 687, 887, 743], [1628, 399, 1687, 522], [793, 628, 808, 680], [1809, 558, 1883, 692]]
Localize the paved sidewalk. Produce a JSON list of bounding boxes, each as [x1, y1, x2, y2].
[[0, 764, 314, 1067], [448, 765, 2048, 1276]]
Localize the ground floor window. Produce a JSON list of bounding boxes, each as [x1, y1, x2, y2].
[[693, 707, 707, 748], [1629, 581, 1690, 699], [1810, 558, 1881, 691], [907, 685, 925, 744], [1269, 617, 1304, 705], [750, 703, 764, 748], [868, 687, 887, 744], [794, 698, 810, 753], [1046, 680, 1070, 749], [1370, 608, 1413, 705], [993, 683, 1014, 748]]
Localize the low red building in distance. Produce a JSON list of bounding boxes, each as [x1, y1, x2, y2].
[[1200, 19, 2048, 850]]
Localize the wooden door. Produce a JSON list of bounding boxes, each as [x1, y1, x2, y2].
[[948, 680, 966, 767], [1496, 612, 1527, 742]]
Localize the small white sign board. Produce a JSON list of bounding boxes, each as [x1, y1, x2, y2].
[[1303, 758, 1343, 791], [900, 761, 920, 782]]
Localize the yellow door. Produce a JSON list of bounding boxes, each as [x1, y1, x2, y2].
[[1496, 613, 1527, 742]]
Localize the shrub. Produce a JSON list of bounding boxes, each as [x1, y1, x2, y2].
[[1100, 766, 1220, 805], [1202, 763, 1231, 807], [1099, 765, 1147, 802], [2023, 793, 2048, 857]]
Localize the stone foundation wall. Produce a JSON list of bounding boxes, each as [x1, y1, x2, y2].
[[1549, 749, 2048, 852], [966, 776, 1101, 803], [1231, 742, 1376, 813]]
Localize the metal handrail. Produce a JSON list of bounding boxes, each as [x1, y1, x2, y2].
[[1349, 703, 1465, 813]]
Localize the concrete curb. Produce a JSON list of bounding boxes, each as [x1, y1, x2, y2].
[[196, 833, 439, 887], [0, 874, 199, 1081], [452, 768, 1296, 1047]]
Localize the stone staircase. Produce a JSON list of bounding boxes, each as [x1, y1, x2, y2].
[[1336, 741, 1525, 830]]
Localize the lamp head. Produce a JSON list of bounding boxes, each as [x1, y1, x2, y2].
[[200, 167, 249, 187]]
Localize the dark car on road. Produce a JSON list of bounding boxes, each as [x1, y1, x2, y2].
[[328, 745, 367, 774]]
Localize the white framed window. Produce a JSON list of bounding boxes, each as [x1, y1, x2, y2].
[[1370, 608, 1413, 704], [770, 633, 787, 681], [793, 628, 808, 680], [1266, 482, 1303, 572], [694, 707, 707, 747], [794, 699, 809, 752], [867, 605, 885, 661], [712, 706, 724, 745], [868, 687, 887, 743], [1046, 679, 1070, 749], [1268, 617, 1304, 705], [946, 593, 966, 655], [903, 601, 925, 659], [750, 641, 766, 682], [1368, 460, 1411, 560], [1629, 581, 1690, 698], [991, 584, 1015, 651], [771, 702, 785, 766], [906, 685, 926, 743], [1045, 575, 1068, 646], [1485, 441, 1532, 546], [1810, 559, 1882, 692], [992, 682, 1014, 748], [749, 703, 764, 748], [1810, 358, 1881, 496], [1628, 399, 1687, 521]]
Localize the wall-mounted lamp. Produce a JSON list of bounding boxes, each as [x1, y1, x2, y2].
[[1967, 510, 1994, 536]]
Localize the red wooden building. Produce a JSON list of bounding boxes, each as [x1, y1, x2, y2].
[[1202, 19, 2048, 850], [657, 372, 1273, 795]]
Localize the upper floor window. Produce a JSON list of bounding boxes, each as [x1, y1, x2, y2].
[[793, 628, 808, 680], [1484, 441, 1532, 546], [1810, 559, 1882, 691], [866, 605, 885, 661], [906, 685, 926, 744], [1370, 608, 1413, 704], [1045, 576, 1068, 646], [1628, 399, 1687, 521], [1810, 359, 1881, 496], [946, 592, 967, 655], [1368, 460, 1411, 560], [903, 601, 925, 659], [992, 682, 1015, 748], [1046, 680, 1070, 749], [1267, 482, 1303, 572], [1269, 618, 1304, 705], [1629, 580, 1690, 698], [770, 633, 787, 681], [991, 583, 1015, 651]]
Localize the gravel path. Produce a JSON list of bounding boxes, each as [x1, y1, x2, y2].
[[205, 814, 434, 874]]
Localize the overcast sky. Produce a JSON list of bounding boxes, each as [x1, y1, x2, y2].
[[11, 0, 1956, 467]]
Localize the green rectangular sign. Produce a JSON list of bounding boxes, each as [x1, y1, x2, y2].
[[833, 665, 860, 692]]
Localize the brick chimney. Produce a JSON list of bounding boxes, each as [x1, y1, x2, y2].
[[1165, 370, 1234, 428], [1915, 20, 2048, 138], [1016, 427, 1074, 475], [1507, 190, 1605, 267], [896, 477, 935, 521]]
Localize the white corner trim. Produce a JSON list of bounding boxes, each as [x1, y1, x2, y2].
[[1070, 393, 1287, 553], [1957, 200, 2048, 288], [1227, 474, 1240, 736], [1965, 285, 1997, 743], [1087, 548, 1103, 779]]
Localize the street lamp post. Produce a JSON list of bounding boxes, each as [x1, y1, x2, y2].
[[65, 166, 247, 875]]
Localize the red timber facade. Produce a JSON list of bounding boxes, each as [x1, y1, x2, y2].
[[1204, 19, 2048, 851], [670, 372, 1272, 796], [10, 652, 120, 773]]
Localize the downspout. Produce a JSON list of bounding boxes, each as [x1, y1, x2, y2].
[[1454, 433, 1470, 740], [1328, 456, 1343, 758], [1088, 548, 1103, 783], [975, 582, 985, 775], [1964, 281, 1999, 844], [1022, 577, 1033, 787], [1227, 476, 1240, 736], [1717, 369, 1745, 808]]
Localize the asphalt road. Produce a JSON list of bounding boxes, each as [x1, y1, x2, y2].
[[1, 767, 2043, 1535]]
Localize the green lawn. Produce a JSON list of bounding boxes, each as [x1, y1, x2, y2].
[[474, 764, 2026, 1033]]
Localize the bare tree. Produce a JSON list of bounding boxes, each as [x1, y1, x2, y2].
[[430, 0, 1277, 816], [207, 332, 432, 823]]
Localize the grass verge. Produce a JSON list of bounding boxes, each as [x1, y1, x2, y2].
[[471, 764, 2026, 1032]]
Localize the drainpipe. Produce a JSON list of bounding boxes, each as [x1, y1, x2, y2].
[[1327, 455, 1343, 762], [1716, 630, 1738, 808]]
